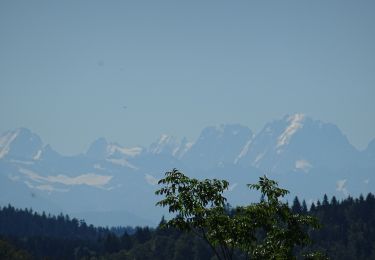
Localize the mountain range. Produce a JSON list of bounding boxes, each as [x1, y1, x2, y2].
[[1, 113, 374, 226]]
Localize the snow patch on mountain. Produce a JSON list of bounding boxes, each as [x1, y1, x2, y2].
[[18, 168, 113, 188], [336, 179, 348, 196], [106, 158, 138, 170], [253, 153, 265, 165], [33, 150, 42, 160], [145, 174, 158, 186], [228, 183, 238, 192], [109, 145, 143, 157], [174, 140, 194, 159], [150, 135, 168, 154], [93, 164, 105, 170], [149, 134, 193, 159], [159, 134, 170, 144], [277, 113, 305, 151], [24, 181, 69, 192], [149, 134, 178, 155], [217, 161, 224, 167], [234, 138, 254, 164], [0, 130, 19, 158], [10, 159, 34, 165], [86, 138, 143, 160], [8, 174, 20, 181], [36, 184, 69, 192], [295, 159, 312, 172]]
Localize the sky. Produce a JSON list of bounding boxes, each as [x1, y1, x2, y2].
[[1, 0, 374, 155]]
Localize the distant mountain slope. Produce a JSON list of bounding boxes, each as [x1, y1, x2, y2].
[[0, 114, 373, 226], [181, 124, 253, 170], [235, 114, 360, 172]]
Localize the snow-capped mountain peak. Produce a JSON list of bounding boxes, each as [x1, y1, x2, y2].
[[235, 114, 361, 173], [0, 128, 43, 160]]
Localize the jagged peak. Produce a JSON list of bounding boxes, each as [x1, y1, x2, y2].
[[149, 134, 181, 155], [0, 128, 43, 159]]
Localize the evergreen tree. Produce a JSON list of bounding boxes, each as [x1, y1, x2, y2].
[[121, 231, 133, 250], [302, 200, 308, 214], [292, 196, 302, 213]]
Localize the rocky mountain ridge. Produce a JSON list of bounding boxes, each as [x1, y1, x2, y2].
[[1, 114, 373, 226]]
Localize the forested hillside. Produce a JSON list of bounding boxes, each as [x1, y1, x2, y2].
[[308, 193, 375, 259], [1, 193, 374, 259]]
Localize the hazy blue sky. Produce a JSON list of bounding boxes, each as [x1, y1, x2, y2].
[[1, 0, 374, 155]]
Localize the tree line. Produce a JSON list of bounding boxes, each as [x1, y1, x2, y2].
[[1, 172, 374, 259]]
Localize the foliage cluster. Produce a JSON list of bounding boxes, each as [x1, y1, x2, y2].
[[155, 169, 322, 260]]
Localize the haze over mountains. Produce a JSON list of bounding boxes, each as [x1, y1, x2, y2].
[[1, 114, 374, 226]]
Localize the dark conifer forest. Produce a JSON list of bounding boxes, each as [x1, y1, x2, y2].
[[1, 193, 374, 259]]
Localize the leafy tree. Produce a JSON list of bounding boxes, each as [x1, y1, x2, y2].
[[0, 239, 31, 260], [156, 169, 325, 260], [155, 168, 230, 259]]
